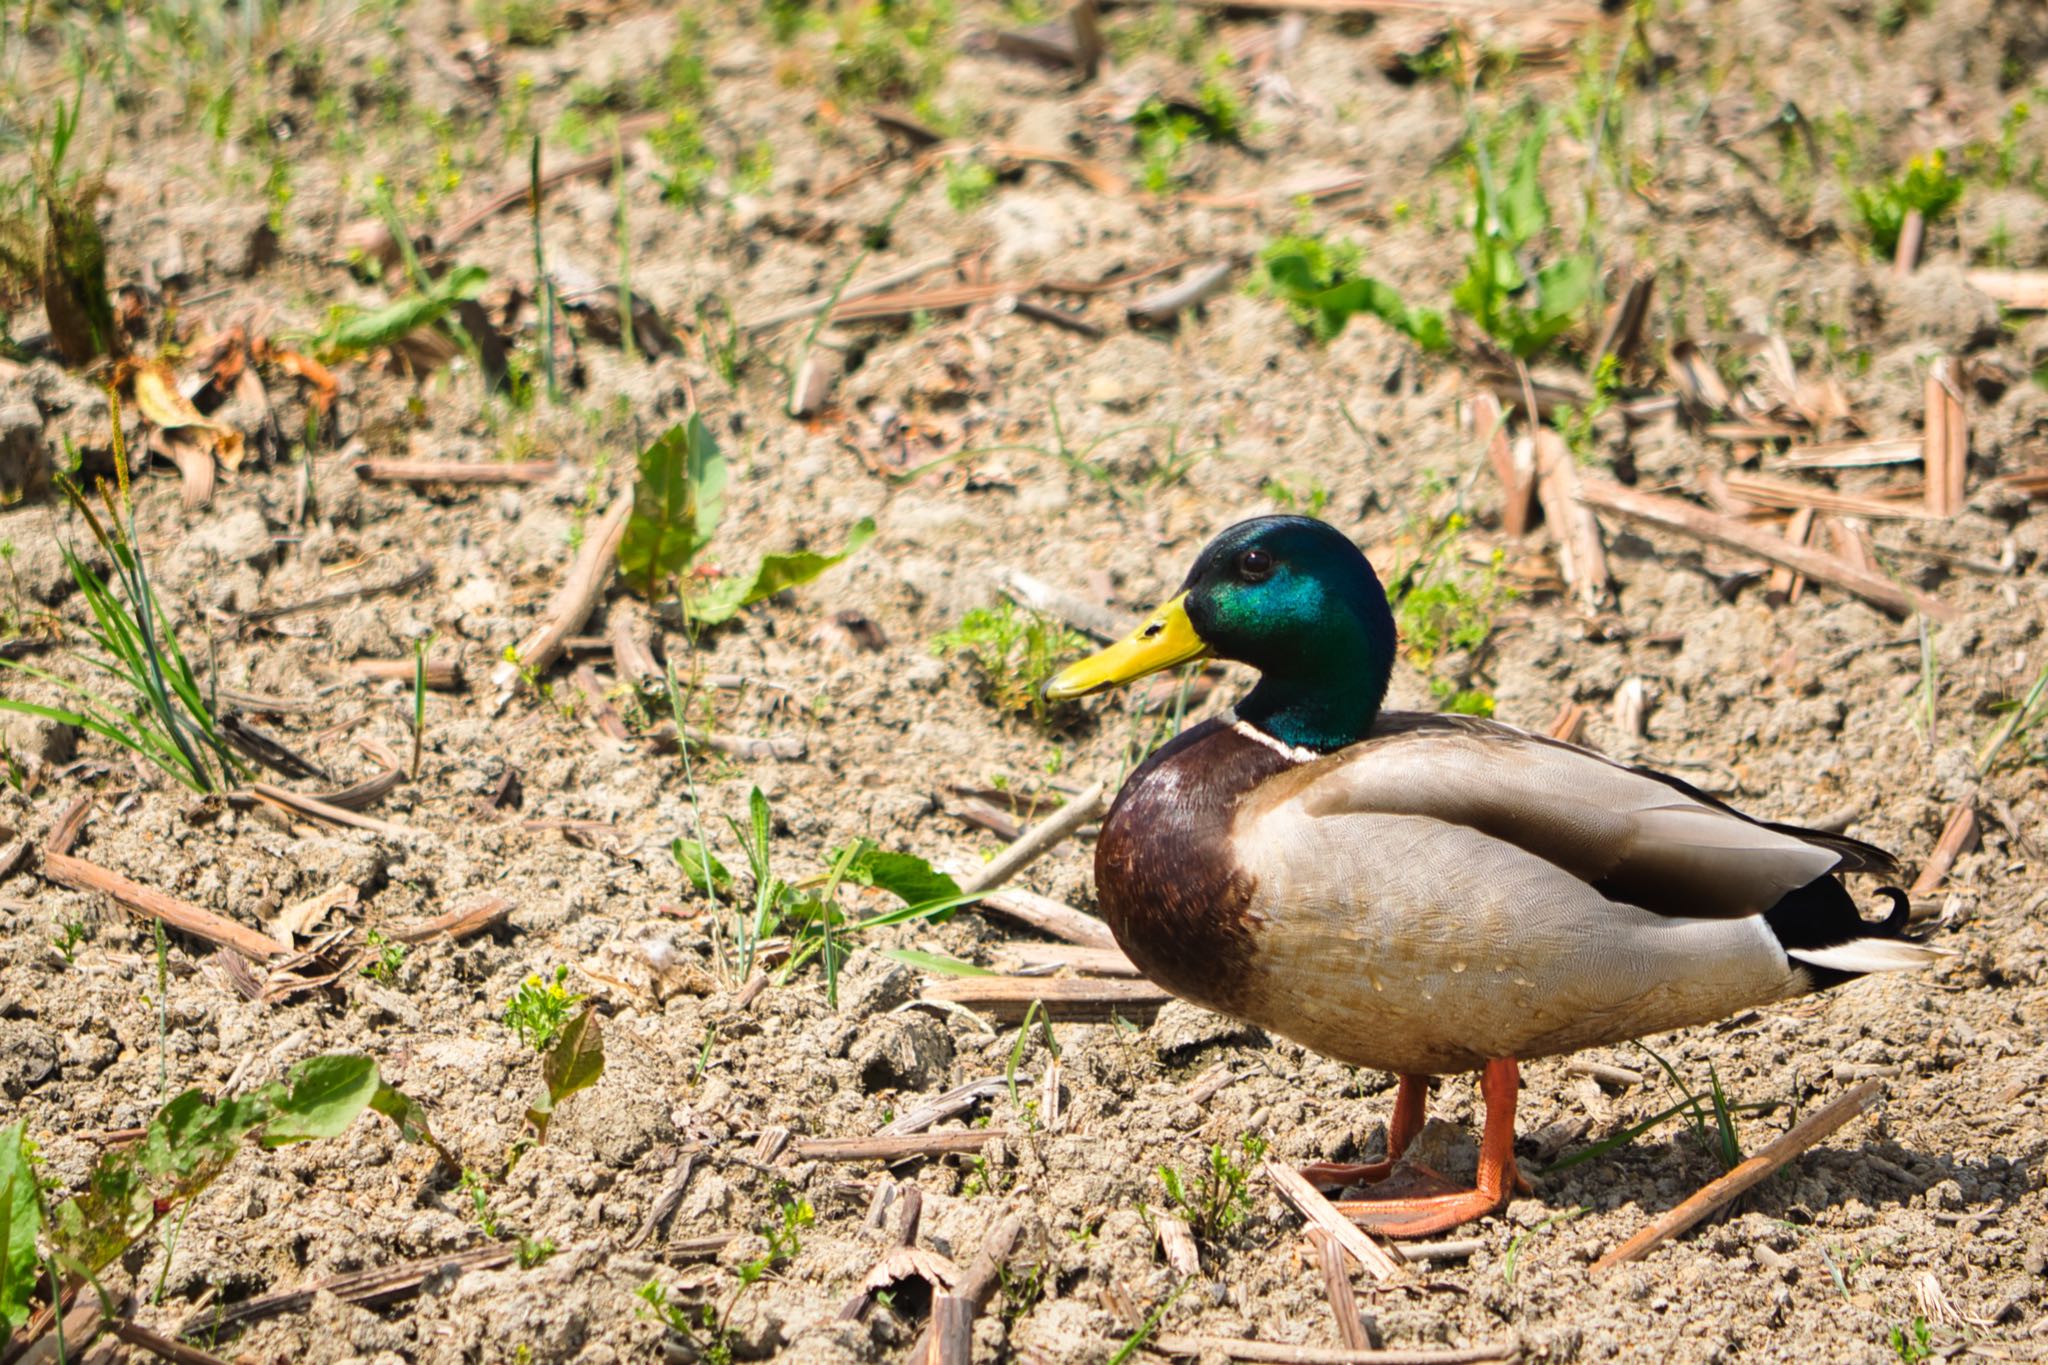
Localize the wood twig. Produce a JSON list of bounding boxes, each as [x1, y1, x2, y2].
[[921, 976, 1169, 1024], [1534, 430, 1610, 611], [1964, 268, 2048, 310], [791, 1131, 1010, 1163], [1476, 393, 1534, 538], [1922, 357, 1968, 518], [389, 895, 513, 944], [174, 1244, 517, 1339], [957, 782, 1106, 895], [1908, 801, 1978, 897], [1261, 1161, 1406, 1283], [239, 562, 432, 625], [903, 1213, 1028, 1365], [882, 1077, 1011, 1136], [992, 567, 1124, 642], [1574, 479, 1954, 621], [1765, 506, 1816, 605], [43, 850, 283, 962], [991, 943, 1141, 977], [1589, 1081, 1885, 1274], [110, 1320, 235, 1365], [1721, 471, 1932, 521], [1894, 207, 1925, 276], [490, 491, 633, 696], [347, 657, 463, 691], [1143, 1336, 1519, 1364], [1308, 1227, 1375, 1351], [248, 782, 421, 840], [351, 459, 560, 485], [974, 887, 1119, 949], [1126, 259, 1237, 326], [927, 1294, 975, 1365]]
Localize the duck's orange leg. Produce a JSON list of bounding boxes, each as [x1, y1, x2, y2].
[[1298, 1073, 1428, 1189], [1332, 1058, 1523, 1238]]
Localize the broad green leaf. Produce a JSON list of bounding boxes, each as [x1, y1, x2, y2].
[[1498, 116, 1551, 245], [837, 846, 961, 907], [370, 1085, 457, 1168], [670, 837, 731, 895], [0, 1121, 37, 1334], [881, 948, 995, 977], [262, 1054, 381, 1147], [618, 417, 728, 597], [1534, 253, 1596, 324], [526, 1007, 605, 1141], [321, 264, 489, 358], [1310, 277, 1450, 352], [685, 518, 876, 626]]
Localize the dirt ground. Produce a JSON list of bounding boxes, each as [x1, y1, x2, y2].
[[2, 1, 2047, 1362]]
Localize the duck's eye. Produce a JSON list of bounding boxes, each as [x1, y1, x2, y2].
[[1235, 548, 1275, 583]]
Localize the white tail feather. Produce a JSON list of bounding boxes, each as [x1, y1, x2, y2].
[[1789, 938, 1947, 975]]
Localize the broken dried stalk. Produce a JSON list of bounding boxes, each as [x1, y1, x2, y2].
[[351, 459, 560, 485], [1765, 506, 1816, 605], [1308, 1227, 1374, 1351], [1908, 801, 1978, 897], [1922, 357, 1968, 518], [1722, 471, 1933, 521], [1533, 429, 1611, 611], [793, 1131, 1010, 1162], [921, 975, 1169, 1024], [957, 781, 1106, 895], [974, 887, 1119, 949], [389, 895, 513, 944], [1963, 268, 2048, 310], [1591, 1081, 1884, 1273], [348, 657, 463, 691], [1574, 479, 1954, 620], [489, 491, 633, 697], [43, 850, 284, 962], [1261, 1160, 1406, 1284], [1143, 1335, 1517, 1364], [1474, 393, 1534, 538]]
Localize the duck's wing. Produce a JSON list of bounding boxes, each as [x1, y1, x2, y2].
[[1254, 712, 1893, 922]]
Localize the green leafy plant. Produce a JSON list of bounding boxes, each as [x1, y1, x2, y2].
[[361, 929, 406, 985], [0, 1056, 442, 1351], [517, 1235, 556, 1269], [460, 1168, 500, 1237], [0, 471, 242, 794], [314, 262, 490, 361], [639, 1195, 813, 1365], [1156, 1134, 1269, 1241], [1888, 1315, 1934, 1363], [675, 789, 972, 1000], [52, 919, 87, 963], [619, 418, 874, 625], [1131, 71, 1244, 193], [932, 601, 1089, 725], [1850, 150, 1964, 256], [829, 1, 951, 103], [523, 1003, 605, 1142], [1259, 110, 1595, 359], [945, 157, 997, 212], [503, 966, 584, 1053], [1386, 513, 1515, 715]]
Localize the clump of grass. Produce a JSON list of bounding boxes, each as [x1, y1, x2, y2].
[[933, 601, 1090, 725], [1153, 1133, 1268, 1241], [0, 467, 240, 794], [1130, 65, 1245, 193], [640, 1195, 813, 1364], [1384, 510, 1515, 716], [361, 929, 405, 985], [829, 1, 951, 104], [1258, 107, 1596, 361], [1849, 150, 1964, 256], [502, 966, 583, 1053]]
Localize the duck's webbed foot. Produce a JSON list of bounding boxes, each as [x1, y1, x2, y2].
[[1297, 1072, 1428, 1192], [1334, 1058, 1521, 1239]]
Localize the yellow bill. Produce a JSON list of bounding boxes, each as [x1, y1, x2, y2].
[[1045, 592, 1210, 700]]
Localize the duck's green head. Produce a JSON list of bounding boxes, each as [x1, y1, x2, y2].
[[1046, 515, 1397, 752]]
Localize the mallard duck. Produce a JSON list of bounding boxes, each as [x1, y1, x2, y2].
[[1046, 515, 1939, 1237]]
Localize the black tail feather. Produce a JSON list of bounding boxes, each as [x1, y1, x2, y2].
[[1763, 876, 1917, 990]]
